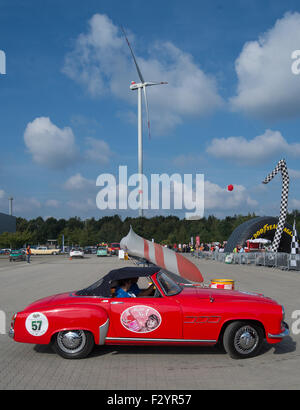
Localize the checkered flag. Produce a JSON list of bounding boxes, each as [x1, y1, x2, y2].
[[263, 159, 289, 252], [290, 219, 299, 268]]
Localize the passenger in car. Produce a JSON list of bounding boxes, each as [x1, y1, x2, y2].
[[128, 277, 155, 297], [114, 278, 155, 298]]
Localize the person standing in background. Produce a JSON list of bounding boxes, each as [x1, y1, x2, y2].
[[26, 245, 31, 263]]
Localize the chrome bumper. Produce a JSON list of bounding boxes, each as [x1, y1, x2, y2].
[[268, 322, 289, 339]]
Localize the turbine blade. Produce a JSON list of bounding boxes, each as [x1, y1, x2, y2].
[[121, 26, 145, 83], [145, 81, 168, 88], [143, 85, 151, 139]]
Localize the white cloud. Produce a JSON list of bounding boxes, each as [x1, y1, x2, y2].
[[206, 129, 300, 164], [64, 173, 95, 191], [204, 180, 258, 211], [67, 197, 96, 211], [45, 199, 60, 208], [63, 13, 223, 134], [172, 154, 204, 168], [290, 199, 300, 210], [230, 12, 300, 119], [85, 137, 112, 164], [14, 197, 41, 214], [24, 117, 113, 169], [289, 169, 300, 179], [24, 117, 79, 169]]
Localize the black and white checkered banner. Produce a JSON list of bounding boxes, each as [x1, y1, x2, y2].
[[290, 219, 299, 268], [263, 159, 289, 252]]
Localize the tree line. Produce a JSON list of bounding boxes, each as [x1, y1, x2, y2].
[[0, 211, 299, 249]]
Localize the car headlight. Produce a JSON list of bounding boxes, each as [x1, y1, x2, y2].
[[9, 313, 17, 338]]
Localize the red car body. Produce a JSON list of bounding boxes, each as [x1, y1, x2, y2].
[[9, 267, 289, 359], [108, 243, 121, 255]]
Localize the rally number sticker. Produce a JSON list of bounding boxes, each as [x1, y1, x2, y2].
[[25, 312, 49, 336]]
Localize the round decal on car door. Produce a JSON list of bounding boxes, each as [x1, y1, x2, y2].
[[121, 305, 161, 333]]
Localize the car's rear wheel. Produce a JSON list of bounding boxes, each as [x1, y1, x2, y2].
[[223, 321, 264, 359], [52, 330, 94, 359]]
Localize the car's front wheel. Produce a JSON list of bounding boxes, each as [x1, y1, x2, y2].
[[52, 330, 94, 359], [223, 321, 264, 359]]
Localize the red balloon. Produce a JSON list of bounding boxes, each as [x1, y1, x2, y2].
[[227, 184, 234, 191]]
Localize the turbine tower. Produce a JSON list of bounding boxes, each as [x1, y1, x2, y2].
[[121, 27, 167, 217]]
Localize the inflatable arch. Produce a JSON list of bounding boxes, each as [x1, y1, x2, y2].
[[224, 216, 293, 254]]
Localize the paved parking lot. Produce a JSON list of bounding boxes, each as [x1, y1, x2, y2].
[[0, 253, 299, 390]]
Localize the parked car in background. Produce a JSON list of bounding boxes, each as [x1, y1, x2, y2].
[[70, 248, 84, 258], [30, 247, 60, 255], [1, 249, 11, 255], [108, 243, 120, 256], [9, 249, 26, 262], [97, 246, 108, 257]]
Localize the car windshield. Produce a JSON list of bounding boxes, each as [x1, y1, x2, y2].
[[157, 271, 182, 296]]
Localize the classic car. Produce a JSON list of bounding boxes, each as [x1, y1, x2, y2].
[[9, 249, 26, 262], [9, 266, 289, 360], [69, 248, 84, 258], [1, 248, 11, 255], [97, 246, 108, 257], [30, 247, 60, 255], [108, 243, 121, 256]]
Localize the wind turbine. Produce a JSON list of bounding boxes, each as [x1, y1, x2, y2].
[[121, 26, 167, 217]]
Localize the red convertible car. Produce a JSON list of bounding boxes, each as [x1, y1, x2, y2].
[[9, 266, 289, 359]]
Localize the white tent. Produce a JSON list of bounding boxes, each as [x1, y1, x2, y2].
[[247, 239, 271, 244]]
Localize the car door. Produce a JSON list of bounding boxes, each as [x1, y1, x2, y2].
[[181, 292, 223, 342], [108, 295, 182, 341]]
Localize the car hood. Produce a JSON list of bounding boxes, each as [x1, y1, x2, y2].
[[180, 286, 277, 304]]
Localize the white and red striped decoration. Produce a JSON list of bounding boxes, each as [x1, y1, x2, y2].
[[120, 227, 203, 283]]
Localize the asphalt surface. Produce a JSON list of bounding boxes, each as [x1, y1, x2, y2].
[[0, 253, 299, 390]]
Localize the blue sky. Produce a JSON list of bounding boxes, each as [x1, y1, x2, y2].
[[1, 0, 300, 220]]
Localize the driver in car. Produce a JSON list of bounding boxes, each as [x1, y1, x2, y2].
[[115, 278, 155, 298]]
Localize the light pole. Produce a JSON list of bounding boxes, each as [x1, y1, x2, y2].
[[8, 197, 13, 216]]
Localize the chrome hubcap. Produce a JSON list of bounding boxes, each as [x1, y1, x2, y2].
[[57, 330, 86, 354], [234, 326, 259, 355]]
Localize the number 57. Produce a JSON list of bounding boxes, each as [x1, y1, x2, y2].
[[32, 321, 42, 331]]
